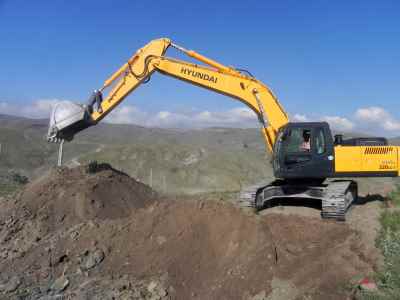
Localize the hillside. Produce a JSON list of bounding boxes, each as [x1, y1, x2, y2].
[[0, 115, 272, 194], [1, 114, 399, 195]]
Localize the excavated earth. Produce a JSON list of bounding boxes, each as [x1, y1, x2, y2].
[[0, 164, 379, 299]]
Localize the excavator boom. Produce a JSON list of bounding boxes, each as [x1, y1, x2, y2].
[[47, 38, 289, 152]]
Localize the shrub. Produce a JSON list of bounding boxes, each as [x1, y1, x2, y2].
[[11, 173, 29, 185], [85, 161, 114, 174]]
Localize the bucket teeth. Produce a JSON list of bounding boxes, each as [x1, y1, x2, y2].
[[47, 136, 63, 143]]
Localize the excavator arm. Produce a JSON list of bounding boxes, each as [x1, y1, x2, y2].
[[47, 38, 289, 152]]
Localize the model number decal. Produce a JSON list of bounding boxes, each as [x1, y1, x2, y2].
[[379, 160, 396, 169]]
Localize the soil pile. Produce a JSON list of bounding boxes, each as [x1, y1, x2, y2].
[[21, 163, 156, 221], [0, 164, 375, 299]]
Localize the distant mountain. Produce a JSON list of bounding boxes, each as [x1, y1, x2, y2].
[[0, 114, 19, 120], [389, 137, 400, 145], [0, 115, 272, 194], [0, 115, 56, 177]]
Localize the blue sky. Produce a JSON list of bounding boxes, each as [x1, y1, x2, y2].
[[1, 0, 400, 134]]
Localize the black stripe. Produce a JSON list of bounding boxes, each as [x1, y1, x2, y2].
[[334, 171, 398, 178]]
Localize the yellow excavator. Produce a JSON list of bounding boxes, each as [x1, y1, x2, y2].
[[47, 38, 399, 221]]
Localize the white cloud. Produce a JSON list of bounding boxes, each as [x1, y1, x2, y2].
[[105, 105, 147, 124], [290, 112, 354, 132], [0, 100, 259, 128], [383, 119, 400, 131], [355, 106, 400, 131], [291, 106, 400, 135], [227, 107, 256, 120], [149, 111, 192, 127], [2, 100, 399, 136], [105, 105, 258, 128], [292, 113, 308, 122], [355, 106, 386, 122], [1, 99, 62, 119], [192, 107, 256, 126], [321, 116, 354, 131]]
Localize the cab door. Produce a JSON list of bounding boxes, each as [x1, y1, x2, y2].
[[274, 123, 334, 179], [311, 126, 334, 177]]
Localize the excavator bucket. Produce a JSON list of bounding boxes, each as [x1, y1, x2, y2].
[[47, 101, 92, 142]]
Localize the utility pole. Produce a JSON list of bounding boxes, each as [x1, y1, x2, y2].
[[149, 168, 153, 188], [162, 174, 166, 193], [57, 140, 64, 167]]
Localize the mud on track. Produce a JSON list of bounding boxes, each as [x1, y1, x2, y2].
[[0, 164, 375, 299]]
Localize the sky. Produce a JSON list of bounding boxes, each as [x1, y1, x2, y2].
[[0, 0, 399, 135]]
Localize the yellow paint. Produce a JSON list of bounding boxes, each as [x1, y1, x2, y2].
[[91, 38, 171, 122], [90, 38, 289, 152], [185, 50, 240, 76], [335, 146, 399, 173]]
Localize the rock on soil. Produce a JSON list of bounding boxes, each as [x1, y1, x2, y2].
[[84, 248, 105, 270], [49, 275, 69, 294], [0, 276, 21, 293], [0, 164, 377, 299]]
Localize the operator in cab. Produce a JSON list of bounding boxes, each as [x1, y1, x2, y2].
[[300, 130, 311, 152]]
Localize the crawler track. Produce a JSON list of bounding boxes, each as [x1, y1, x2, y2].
[[239, 179, 358, 221]]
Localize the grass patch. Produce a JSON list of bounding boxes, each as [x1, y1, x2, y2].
[[0, 182, 19, 197], [379, 210, 400, 233], [0, 172, 28, 197], [375, 211, 400, 292], [361, 191, 400, 299], [387, 185, 400, 207]]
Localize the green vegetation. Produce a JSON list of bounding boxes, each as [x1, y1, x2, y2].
[[374, 211, 400, 296], [0, 172, 29, 197], [11, 173, 29, 185], [0, 183, 19, 197], [388, 185, 400, 207], [362, 186, 400, 299]]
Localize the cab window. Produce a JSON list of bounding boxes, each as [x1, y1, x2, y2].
[[284, 128, 311, 153], [315, 128, 326, 154]]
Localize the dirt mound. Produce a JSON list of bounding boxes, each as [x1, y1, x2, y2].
[[96, 199, 373, 299], [20, 163, 156, 222], [0, 165, 375, 299]]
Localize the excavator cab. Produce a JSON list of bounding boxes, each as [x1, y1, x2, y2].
[[273, 122, 335, 180]]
